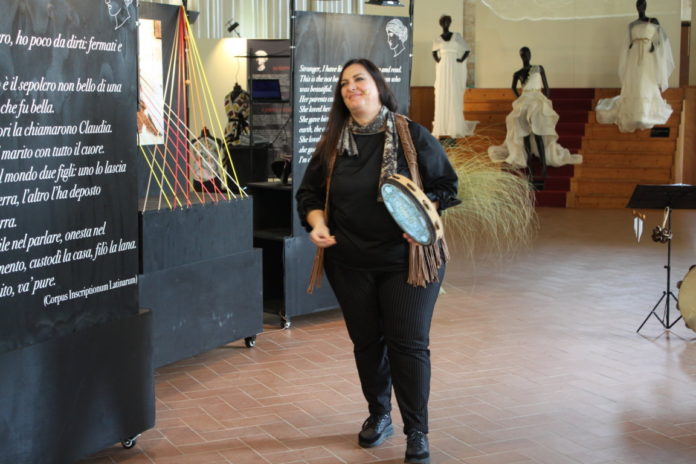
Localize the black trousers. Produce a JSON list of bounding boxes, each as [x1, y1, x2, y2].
[[324, 258, 444, 434]]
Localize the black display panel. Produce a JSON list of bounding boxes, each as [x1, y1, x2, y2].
[[291, 11, 412, 235], [0, 0, 139, 352], [247, 39, 291, 171]]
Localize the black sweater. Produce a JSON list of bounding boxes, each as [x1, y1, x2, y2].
[[296, 120, 460, 271]]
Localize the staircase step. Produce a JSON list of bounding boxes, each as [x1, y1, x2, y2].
[[556, 110, 590, 123], [584, 123, 678, 139], [558, 135, 582, 150], [581, 138, 676, 153], [527, 160, 575, 177], [542, 176, 570, 190], [552, 88, 596, 99], [535, 190, 567, 208], [568, 194, 631, 209], [553, 99, 593, 111], [557, 122, 586, 135], [595, 87, 684, 99], [591, 98, 683, 113], [570, 179, 666, 196], [588, 111, 680, 126], [573, 166, 671, 182], [464, 112, 507, 124], [580, 152, 673, 168], [465, 89, 515, 100], [466, 101, 514, 112]]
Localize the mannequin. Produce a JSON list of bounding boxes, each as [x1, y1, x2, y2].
[[513, 47, 548, 178], [224, 85, 250, 144], [595, 0, 673, 132], [431, 15, 477, 138], [488, 47, 582, 179]]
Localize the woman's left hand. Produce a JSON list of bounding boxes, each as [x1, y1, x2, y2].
[[403, 233, 419, 245]]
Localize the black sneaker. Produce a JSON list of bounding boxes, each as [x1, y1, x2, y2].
[[358, 413, 393, 448], [404, 430, 430, 464]]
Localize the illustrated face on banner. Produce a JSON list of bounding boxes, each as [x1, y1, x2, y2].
[[385, 18, 408, 58], [255, 50, 268, 71], [104, 0, 133, 30]]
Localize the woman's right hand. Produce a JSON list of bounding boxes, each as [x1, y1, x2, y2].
[[310, 223, 337, 248]]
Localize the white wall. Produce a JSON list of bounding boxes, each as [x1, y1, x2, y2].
[[191, 0, 688, 108], [189, 38, 247, 137], [475, 0, 682, 88]]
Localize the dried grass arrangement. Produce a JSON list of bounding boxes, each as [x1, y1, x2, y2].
[[441, 136, 538, 261]]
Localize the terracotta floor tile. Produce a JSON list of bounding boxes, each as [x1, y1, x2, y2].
[[81, 209, 696, 464]]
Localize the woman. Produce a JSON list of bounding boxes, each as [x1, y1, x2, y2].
[[431, 15, 477, 138], [488, 47, 582, 178], [595, 0, 674, 133], [296, 58, 459, 464]]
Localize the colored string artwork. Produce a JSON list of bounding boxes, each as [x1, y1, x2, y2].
[[138, 7, 244, 211]]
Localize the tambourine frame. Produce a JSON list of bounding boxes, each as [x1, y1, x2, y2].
[[380, 174, 442, 246]]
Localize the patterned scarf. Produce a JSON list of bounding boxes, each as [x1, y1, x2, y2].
[[337, 106, 398, 198]]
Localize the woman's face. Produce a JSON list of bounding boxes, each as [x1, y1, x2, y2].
[[340, 63, 381, 118], [387, 30, 401, 50]]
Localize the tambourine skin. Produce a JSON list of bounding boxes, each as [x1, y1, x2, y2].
[[678, 265, 696, 331], [380, 174, 443, 246]]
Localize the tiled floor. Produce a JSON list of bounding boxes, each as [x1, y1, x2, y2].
[[83, 208, 696, 463]]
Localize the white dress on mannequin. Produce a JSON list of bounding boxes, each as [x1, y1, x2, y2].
[[488, 66, 582, 168], [432, 33, 477, 137], [595, 21, 674, 133]]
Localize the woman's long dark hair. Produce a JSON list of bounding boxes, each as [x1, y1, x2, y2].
[[312, 58, 398, 168]]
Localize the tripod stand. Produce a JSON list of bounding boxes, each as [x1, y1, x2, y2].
[[636, 207, 680, 332], [628, 184, 696, 333]]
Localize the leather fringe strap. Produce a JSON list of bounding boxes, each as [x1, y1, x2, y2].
[[395, 115, 450, 287], [307, 247, 324, 294], [307, 152, 337, 294]]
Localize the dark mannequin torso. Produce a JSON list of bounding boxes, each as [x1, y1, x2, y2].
[[432, 15, 469, 63], [511, 65, 549, 98], [630, 1, 659, 51]]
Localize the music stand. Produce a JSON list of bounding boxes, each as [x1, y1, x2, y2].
[[627, 184, 696, 332]]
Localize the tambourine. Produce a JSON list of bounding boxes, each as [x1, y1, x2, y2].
[[678, 265, 696, 332], [380, 174, 443, 246]]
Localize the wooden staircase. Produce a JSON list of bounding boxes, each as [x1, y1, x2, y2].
[[465, 88, 594, 207], [567, 87, 684, 208]]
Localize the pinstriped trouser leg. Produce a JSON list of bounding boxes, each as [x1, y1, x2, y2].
[[324, 259, 444, 434]]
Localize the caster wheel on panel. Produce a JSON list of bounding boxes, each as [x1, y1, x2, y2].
[[244, 335, 256, 348], [121, 435, 140, 449]]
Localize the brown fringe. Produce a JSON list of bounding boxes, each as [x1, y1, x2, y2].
[[395, 115, 450, 287], [307, 247, 324, 293], [307, 152, 337, 294]]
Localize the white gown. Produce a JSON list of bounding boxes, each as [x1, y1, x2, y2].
[[432, 33, 477, 138], [595, 21, 674, 133], [488, 66, 583, 168]]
